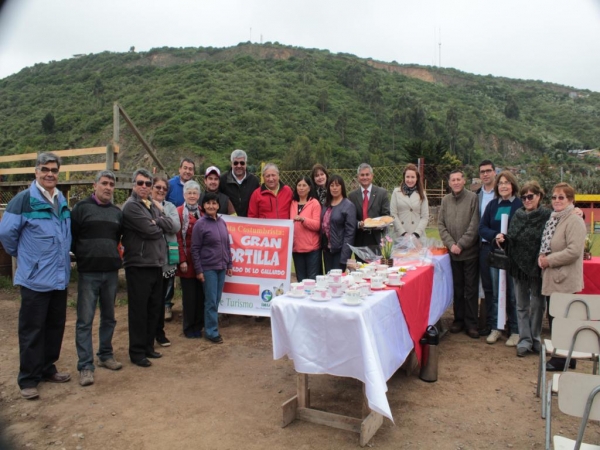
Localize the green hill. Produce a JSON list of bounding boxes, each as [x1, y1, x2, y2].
[[0, 42, 599, 176]]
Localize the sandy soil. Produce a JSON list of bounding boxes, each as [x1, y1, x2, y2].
[[1, 283, 599, 450]]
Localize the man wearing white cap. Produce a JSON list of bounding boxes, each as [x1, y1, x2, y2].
[[201, 166, 236, 215]]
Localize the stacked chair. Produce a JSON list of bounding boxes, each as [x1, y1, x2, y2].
[[545, 372, 600, 449], [537, 293, 600, 419]]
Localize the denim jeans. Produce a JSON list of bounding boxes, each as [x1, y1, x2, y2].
[[514, 277, 545, 352], [489, 267, 518, 334], [164, 275, 175, 308], [293, 250, 321, 282], [203, 270, 226, 340], [75, 271, 118, 371]]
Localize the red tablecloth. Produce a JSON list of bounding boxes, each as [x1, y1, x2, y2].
[[580, 257, 600, 295], [384, 265, 434, 363]]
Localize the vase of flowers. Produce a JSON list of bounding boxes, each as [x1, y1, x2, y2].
[[584, 233, 595, 260], [380, 231, 394, 267]]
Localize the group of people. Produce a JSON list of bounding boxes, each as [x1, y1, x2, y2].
[[439, 160, 587, 368], [0, 150, 588, 401]]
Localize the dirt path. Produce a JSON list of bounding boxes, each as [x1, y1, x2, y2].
[[0, 285, 598, 450]]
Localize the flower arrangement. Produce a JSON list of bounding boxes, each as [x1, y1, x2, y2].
[[584, 233, 596, 259], [380, 230, 394, 260]]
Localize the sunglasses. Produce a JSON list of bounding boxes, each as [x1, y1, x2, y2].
[[153, 185, 167, 192], [39, 167, 59, 174], [520, 194, 536, 201], [135, 180, 152, 187], [233, 161, 246, 166], [551, 195, 566, 201]]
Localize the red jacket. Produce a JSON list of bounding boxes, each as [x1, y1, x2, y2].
[[176, 205, 201, 279], [247, 183, 293, 220], [290, 198, 321, 253]]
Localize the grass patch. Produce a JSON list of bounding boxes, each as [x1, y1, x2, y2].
[[0, 275, 15, 290]]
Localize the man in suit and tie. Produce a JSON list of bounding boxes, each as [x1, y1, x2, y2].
[[348, 163, 391, 261]]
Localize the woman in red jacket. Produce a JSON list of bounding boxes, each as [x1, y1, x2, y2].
[[247, 163, 293, 219], [176, 180, 204, 338], [290, 176, 322, 281]]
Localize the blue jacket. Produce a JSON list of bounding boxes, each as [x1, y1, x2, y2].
[[479, 196, 523, 243], [166, 175, 185, 207], [0, 182, 71, 291]]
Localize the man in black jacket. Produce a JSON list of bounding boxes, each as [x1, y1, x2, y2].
[[122, 169, 177, 367], [219, 149, 259, 217], [72, 170, 123, 386]]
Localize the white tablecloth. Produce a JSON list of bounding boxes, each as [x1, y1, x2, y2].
[[271, 290, 413, 422], [429, 254, 453, 325]]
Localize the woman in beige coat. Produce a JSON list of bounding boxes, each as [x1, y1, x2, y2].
[[538, 182, 587, 371], [390, 163, 429, 239]]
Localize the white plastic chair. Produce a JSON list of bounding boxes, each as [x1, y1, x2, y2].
[[541, 318, 600, 423], [538, 294, 600, 419], [546, 372, 600, 450]]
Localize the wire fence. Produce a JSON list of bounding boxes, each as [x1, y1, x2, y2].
[[1, 162, 599, 208]]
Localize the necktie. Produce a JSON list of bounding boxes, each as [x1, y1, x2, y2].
[[362, 189, 369, 220]]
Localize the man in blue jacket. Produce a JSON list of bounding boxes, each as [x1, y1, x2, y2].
[[0, 152, 72, 400], [166, 158, 195, 207]]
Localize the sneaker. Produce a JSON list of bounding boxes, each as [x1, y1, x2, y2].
[[505, 334, 520, 347], [97, 358, 123, 371], [156, 336, 171, 347], [79, 369, 94, 387], [517, 347, 528, 357], [165, 306, 173, 322], [486, 329, 502, 344]]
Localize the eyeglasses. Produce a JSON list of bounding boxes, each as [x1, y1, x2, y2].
[[153, 185, 167, 192], [498, 181, 511, 186], [551, 195, 566, 201], [135, 180, 152, 187], [233, 161, 246, 166], [520, 194, 536, 201], [479, 169, 494, 174], [39, 167, 59, 174]]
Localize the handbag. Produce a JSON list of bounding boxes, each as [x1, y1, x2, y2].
[[486, 245, 510, 271], [167, 241, 179, 265]]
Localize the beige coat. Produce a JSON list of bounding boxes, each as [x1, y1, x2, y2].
[[541, 213, 587, 296], [390, 188, 429, 238]]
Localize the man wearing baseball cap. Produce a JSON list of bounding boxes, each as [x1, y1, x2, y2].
[[201, 166, 236, 215]]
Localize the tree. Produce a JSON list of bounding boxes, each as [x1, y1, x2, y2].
[[334, 111, 348, 145], [314, 138, 333, 168], [445, 106, 459, 155], [317, 90, 329, 113], [281, 136, 313, 170], [41, 112, 55, 134], [407, 104, 427, 139], [504, 96, 520, 119]]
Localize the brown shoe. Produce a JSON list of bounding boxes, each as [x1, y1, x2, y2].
[[21, 387, 39, 400], [43, 372, 71, 383], [450, 322, 464, 333], [466, 328, 480, 339]]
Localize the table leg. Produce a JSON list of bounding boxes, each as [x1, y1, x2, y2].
[[297, 373, 309, 408]]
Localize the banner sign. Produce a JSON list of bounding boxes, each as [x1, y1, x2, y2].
[[219, 215, 293, 316]]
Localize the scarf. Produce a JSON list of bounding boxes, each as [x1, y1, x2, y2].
[[181, 203, 200, 257], [539, 204, 574, 255], [507, 206, 551, 281], [402, 183, 418, 198], [316, 186, 327, 205]]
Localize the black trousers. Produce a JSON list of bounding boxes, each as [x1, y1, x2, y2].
[[18, 287, 67, 389], [180, 277, 205, 336], [126, 267, 163, 362], [450, 256, 480, 330]]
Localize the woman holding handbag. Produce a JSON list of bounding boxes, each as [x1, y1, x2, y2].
[[176, 180, 205, 339], [506, 181, 551, 357], [479, 171, 523, 346]]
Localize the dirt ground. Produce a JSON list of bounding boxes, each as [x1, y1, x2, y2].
[[1, 283, 599, 450]]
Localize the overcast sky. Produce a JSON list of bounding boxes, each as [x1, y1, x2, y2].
[[0, 0, 599, 92]]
